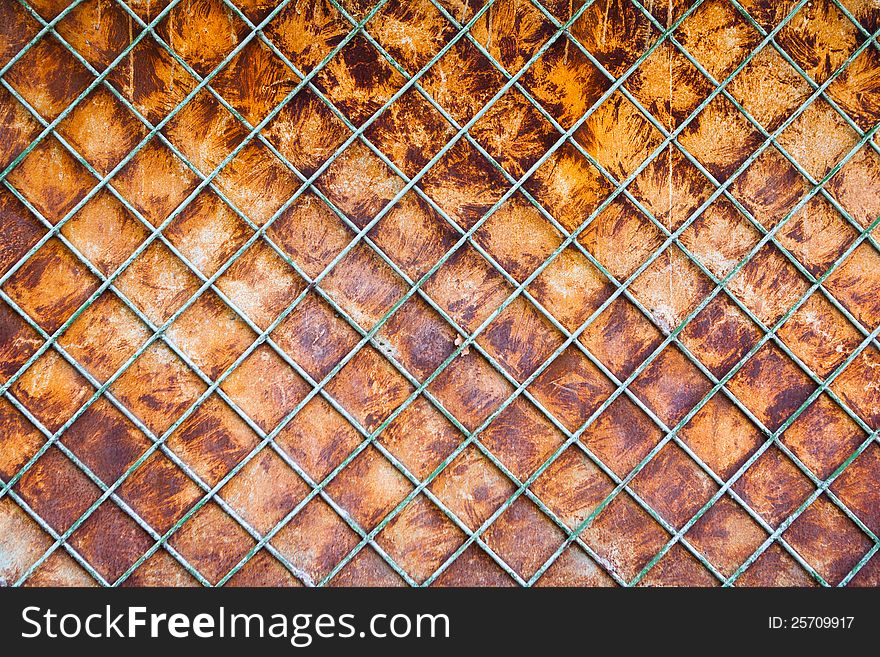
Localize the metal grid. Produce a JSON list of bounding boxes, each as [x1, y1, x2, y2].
[[0, 0, 878, 586]]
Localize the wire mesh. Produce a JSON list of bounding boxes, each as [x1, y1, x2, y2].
[[0, 0, 878, 586]]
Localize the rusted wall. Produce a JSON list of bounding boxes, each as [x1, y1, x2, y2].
[[0, 0, 879, 587]]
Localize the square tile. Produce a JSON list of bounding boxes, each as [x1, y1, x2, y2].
[[428, 444, 516, 531], [831, 443, 880, 535], [685, 496, 767, 577], [784, 495, 872, 584], [727, 342, 816, 431], [524, 141, 612, 233], [272, 498, 360, 586], [7, 137, 95, 223], [782, 393, 866, 480], [680, 294, 762, 378], [107, 36, 199, 125], [480, 396, 565, 479], [369, 190, 458, 280], [221, 344, 311, 432], [212, 39, 299, 125], [473, 191, 562, 282], [483, 496, 565, 580], [776, 0, 862, 84], [574, 90, 665, 182], [521, 34, 610, 129], [824, 242, 880, 330], [58, 291, 151, 383], [324, 346, 413, 433], [215, 141, 299, 227], [529, 345, 615, 432], [276, 397, 360, 483], [581, 492, 670, 581], [166, 395, 260, 486], [166, 290, 257, 380], [265, 0, 352, 74], [579, 296, 664, 380], [325, 445, 412, 530], [419, 138, 509, 230], [777, 98, 860, 180], [69, 501, 153, 583], [61, 191, 150, 277], [58, 87, 148, 176], [116, 241, 201, 325], [831, 345, 880, 430], [322, 242, 408, 328], [266, 191, 352, 279], [378, 396, 463, 480], [481, 295, 564, 381], [272, 291, 359, 381], [421, 39, 505, 124], [117, 451, 202, 533], [631, 442, 718, 529], [164, 190, 253, 277], [169, 501, 256, 584], [109, 341, 206, 435], [574, 0, 658, 75], [470, 89, 558, 179], [679, 392, 764, 480], [263, 88, 351, 177], [156, 0, 249, 78], [0, 299, 42, 385], [216, 238, 305, 329], [676, 0, 762, 81], [678, 94, 764, 182], [630, 346, 712, 427], [313, 35, 406, 127], [10, 350, 93, 434], [5, 35, 92, 121], [221, 448, 310, 533], [315, 140, 404, 229], [629, 244, 715, 333], [377, 494, 465, 583], [581, 395, 664, 477], [777, 291, 863, 379], [529, 246, 615, 332], [733, 446, 814, 527], [428, 350, 514, 431], [531, 445, 614, 529]]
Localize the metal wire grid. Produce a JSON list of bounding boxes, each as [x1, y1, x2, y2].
[[0, 0, 877, 586]]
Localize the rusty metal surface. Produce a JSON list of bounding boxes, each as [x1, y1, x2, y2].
[[0, 0, 879, 587]]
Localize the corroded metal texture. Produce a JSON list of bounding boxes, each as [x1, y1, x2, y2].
[[1, 0, 879, 587]]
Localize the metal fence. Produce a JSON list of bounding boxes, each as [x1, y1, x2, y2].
[[0, 0, 878, 586]]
